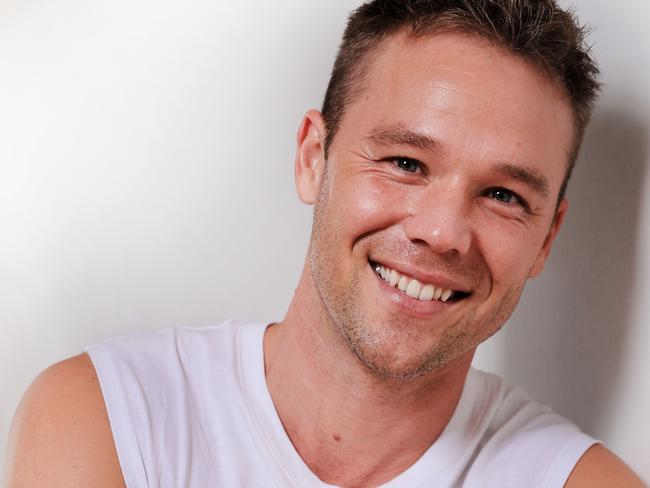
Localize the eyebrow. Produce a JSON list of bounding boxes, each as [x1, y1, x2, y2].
[[366, 125, 443, 153], [494, 163, 550, 199], [366, 125, 551, 199]]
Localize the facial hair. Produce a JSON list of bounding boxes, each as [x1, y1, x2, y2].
[[308, 165, 526, 381]]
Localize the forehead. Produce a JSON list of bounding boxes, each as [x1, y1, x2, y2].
[[334, 31, 574, 192]]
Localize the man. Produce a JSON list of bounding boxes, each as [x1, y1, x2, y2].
[[5, 1, 645, 487]]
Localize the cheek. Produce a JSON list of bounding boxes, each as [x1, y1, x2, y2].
[[332, 177, 408, 239], [473, 217, 542, 285]]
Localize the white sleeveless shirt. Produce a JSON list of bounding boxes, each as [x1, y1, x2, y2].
[[84, 320, 597, 487]]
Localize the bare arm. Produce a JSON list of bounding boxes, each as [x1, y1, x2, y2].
[[565, 444, 646, 488], [4, 353, 126, 488]]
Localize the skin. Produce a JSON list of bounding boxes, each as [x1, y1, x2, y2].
[[3, 354, 126, 488], [5, 30, 644, 488]]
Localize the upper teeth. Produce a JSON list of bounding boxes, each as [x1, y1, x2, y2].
[[374, 264, 455, 302]]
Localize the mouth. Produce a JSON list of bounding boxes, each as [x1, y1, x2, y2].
[[369, 260, 470, 304]]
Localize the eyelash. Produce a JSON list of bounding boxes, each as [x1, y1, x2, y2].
[[387, 156, 424, 174], [484, 187, 529, 210]]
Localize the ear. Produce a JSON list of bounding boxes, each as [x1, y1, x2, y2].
[[295, 109, 327, 205], [529, 198, 568, 278]]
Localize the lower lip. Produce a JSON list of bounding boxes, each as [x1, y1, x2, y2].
[[370, 264, 455, 318]]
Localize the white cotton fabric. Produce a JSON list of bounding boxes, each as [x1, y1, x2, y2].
[[84, 320, 598, 488]]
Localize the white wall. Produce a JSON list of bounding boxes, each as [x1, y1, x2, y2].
[[1, 0, 648, 482]]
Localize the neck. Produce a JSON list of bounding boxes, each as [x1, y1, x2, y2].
[[264, 263, 474, 487]]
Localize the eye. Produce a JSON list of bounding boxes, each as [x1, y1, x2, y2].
[[394, 157, 421, 173], [486, 187, 524, 206]]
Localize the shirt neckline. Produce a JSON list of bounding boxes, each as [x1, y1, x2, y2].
[[237, 321, 489, 487]]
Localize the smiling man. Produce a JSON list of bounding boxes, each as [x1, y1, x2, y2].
[[5, 1, 645, 487]]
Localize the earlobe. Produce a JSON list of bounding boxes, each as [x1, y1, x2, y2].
[[529, 198, 569, 278], [294, 110, 327, 205]]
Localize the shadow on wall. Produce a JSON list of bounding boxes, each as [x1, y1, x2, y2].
[[500, 108, 648, 435]]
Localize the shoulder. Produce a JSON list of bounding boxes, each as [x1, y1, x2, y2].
[[564, 443, 645, 487], [83, 321, 245, 367], [80, 321, 249, 395], [4, 353, 125, 488], [463, 371, 601, 486]]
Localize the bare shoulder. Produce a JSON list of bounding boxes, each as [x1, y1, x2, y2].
[[4, 353, 126, 488], [565, 443, 646, 487]]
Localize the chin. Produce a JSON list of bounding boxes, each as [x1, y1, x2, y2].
[[336, 315, 475, 381]]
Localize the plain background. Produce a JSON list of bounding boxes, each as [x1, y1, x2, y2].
[[1, 0, 648, 482]]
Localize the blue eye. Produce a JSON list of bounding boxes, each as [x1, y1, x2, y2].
[[395, 157, 420, 173], [487, 188, 520, 205]]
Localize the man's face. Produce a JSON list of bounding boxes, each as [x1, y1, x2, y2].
[[303, 31, 574, 379]]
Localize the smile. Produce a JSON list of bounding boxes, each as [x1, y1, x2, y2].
[[370, 261, 468, 303]]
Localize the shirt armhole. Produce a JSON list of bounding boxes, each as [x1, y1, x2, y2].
[[541, 433, 600, 487], [84, 345, 150, 488]]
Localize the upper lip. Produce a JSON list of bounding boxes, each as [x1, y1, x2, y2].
[[370, 257, 472, 294]]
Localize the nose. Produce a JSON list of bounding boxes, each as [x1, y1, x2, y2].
[[402, 184, 472, 256]]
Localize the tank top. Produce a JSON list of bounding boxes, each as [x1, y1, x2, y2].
[[83, 320, 597, 487]]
